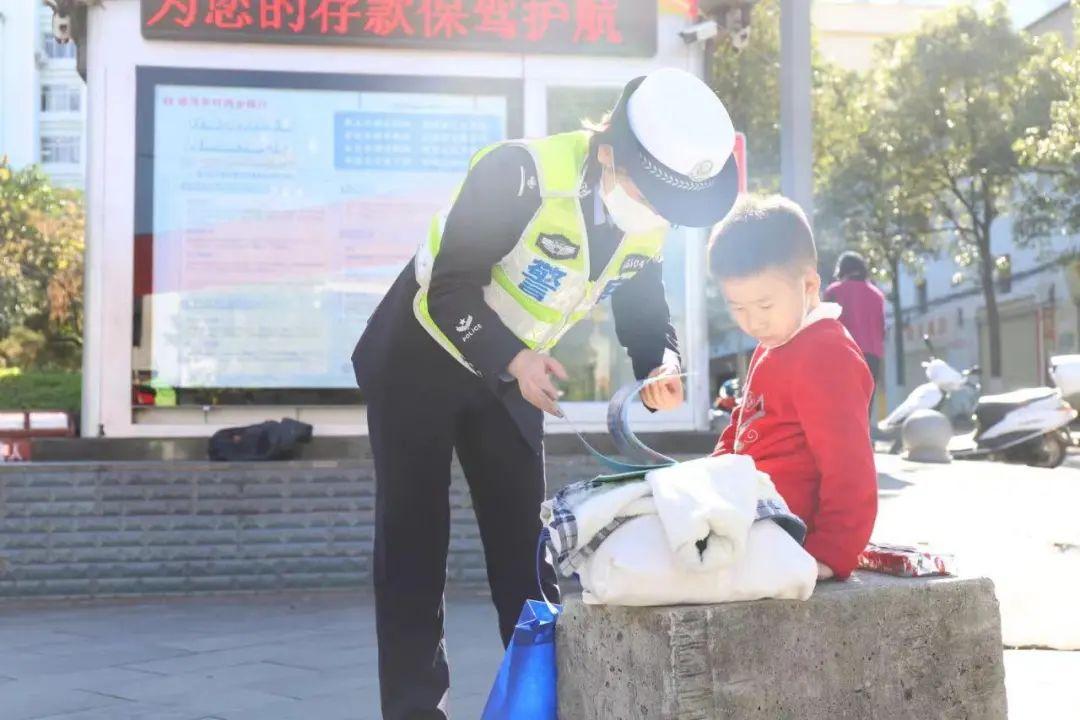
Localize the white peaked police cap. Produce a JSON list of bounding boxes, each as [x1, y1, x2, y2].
[[607, 67, 739, 228]]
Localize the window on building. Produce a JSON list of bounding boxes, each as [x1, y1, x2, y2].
[[43, 34, 77, 60], [41, 136, 80, 164], [41, 84, 81, 113], [995, 254, 1012, 294], [916, 279, 928, 314]]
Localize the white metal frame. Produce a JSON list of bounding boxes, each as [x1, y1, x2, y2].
[[81, 0, 709, 437]]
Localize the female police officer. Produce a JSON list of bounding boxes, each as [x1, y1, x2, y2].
[[352, 68, 739, 719]]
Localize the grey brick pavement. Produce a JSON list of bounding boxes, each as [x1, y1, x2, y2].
[[1, 589, 1079, 719], [0, 589, 503, 720]]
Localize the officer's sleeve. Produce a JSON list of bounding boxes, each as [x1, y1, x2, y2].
[[427, 145, 541, 382], [611, 259, 681, 381]]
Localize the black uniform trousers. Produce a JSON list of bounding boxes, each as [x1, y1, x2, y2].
[[365, 330, 560, 720]]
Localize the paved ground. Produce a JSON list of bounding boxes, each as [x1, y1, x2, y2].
[[874, 453, 1080, 649], [1063, 445, 1080, 471], [1, 589, 1078, 720], [3, 454, 1080, 719], [0, 589, 502, 720]]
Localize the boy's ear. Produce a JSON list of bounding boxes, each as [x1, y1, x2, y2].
[[806, 268, 822, 297]]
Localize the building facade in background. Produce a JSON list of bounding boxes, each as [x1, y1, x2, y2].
[[813, 1, 948, 72], [1026, 2, 1074, 45], [0, 0, 39, 169], [0, 0, 86, 189]]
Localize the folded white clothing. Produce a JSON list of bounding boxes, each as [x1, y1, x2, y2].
[[542, 454, 807, 581], [645, 455, 759, 572], [579, 517, 818, 607], [556, 476, 653, 549], [620, 496, 656, 518]]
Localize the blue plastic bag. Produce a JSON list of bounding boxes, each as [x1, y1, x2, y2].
[[482, 531, 562, 720], [480, 598, 561, 720]]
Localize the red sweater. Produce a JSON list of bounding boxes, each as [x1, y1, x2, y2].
[[715, 317, 877, 578]]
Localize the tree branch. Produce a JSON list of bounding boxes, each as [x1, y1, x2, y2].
[[938, 200, 977, 239], [938, 156, 980, 221]]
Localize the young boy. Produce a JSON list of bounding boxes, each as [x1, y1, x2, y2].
[[710, 195, 877, 580]]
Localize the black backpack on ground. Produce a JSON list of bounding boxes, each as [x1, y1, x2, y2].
[[208, 418, 313, 461]]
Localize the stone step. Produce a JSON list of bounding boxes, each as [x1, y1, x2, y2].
[[5, 554, 370, 578], [4, 533, 482, 557], [27, 432, 717, 461], [0, 456, 611, 597], [0, 571, 369, 597]]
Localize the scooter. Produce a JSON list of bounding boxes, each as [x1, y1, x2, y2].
[[882, 338, 1075, 468], [709, 377, 741, 434], [1049, 354, 1080, 442], [947, 387, 1074, 468], [877, 337, 981, 450]]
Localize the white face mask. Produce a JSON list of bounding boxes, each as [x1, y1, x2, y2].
[[601, 158, 669, 234]]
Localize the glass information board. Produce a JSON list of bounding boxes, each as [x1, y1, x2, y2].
[[133, 69, 520, 404]]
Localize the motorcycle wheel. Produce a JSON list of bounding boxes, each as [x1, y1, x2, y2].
[[1025, 431, 1068, 469]]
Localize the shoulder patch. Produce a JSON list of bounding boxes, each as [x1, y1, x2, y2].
[[537, 234, 581, 261]]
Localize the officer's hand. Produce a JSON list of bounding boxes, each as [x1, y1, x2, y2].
[[508, 350, 569, 417], [642, 365, 684, 412]]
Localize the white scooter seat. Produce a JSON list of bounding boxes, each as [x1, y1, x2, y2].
[[975, 387, 1059, 431], [979, 387, 1058, 406]]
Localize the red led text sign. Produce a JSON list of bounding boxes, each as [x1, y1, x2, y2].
[[142, 0, 658, 57]]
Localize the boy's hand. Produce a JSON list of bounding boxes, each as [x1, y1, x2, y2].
[[508, 350, 568, 417], [642, 365, 684, 412], [816, 561, 835, 580]]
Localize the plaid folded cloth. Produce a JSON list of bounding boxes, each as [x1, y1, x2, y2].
[[541, 465, 807, 578]]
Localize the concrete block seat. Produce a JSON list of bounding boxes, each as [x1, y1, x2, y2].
[[557, 572, 1006, 720]]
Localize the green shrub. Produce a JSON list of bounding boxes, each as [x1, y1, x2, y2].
[[0, 369, 81, 411]]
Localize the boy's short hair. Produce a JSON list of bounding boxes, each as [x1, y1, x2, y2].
[[708, 194, 817, 280]]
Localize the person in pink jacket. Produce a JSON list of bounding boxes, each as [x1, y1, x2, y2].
[[824, 252, 885, 415]]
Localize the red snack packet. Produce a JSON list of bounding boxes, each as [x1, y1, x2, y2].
[[857, 542, 955, 578]]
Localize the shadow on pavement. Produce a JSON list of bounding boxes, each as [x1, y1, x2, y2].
[[877, 471, 914, 493]]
